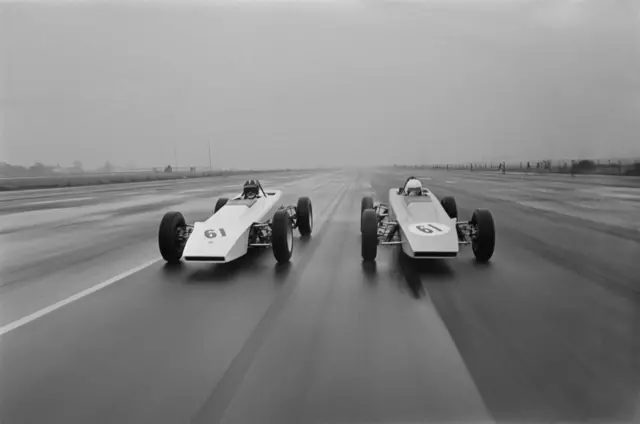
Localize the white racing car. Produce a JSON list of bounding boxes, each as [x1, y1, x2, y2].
[[158, 179, 313, 264], [360, 176, 495, 262]]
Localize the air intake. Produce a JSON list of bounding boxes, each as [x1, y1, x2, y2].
[[184, 256, 225, 262], [414, 251, 457, 258]]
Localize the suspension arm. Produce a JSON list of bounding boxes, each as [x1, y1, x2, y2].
[[456, 221, 476, 245], [249, 221, 273, 247], [178, 225, 193, 242], [278, 205, 299, 229]]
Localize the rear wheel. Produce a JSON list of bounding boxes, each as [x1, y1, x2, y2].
[[441, 196, 458, 219], [214, 198, 228, 214], [272, 209, 294, 263], [158, 211, 186, 264], [296, 196, 313, 236], [471, 208, 495, 262], [361, 208, 378, 261], [360, 196, 374, 233]]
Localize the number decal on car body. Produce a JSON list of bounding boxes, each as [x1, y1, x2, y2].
[[416, 224, 443, 234], [409, 223, 451, 236], [205, 228, 227, 238]]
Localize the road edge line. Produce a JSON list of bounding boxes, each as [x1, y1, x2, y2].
[[0, 259, 160, 336]]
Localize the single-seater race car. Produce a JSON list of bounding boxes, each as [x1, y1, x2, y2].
[[360, 176, 495, 262], [158, 179, 313, 265]]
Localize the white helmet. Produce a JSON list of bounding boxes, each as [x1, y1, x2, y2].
[[405, 178, 423, 195]]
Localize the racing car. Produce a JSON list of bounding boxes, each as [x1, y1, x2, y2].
[[158, 179, 313, 264], [360, 176, 495, 262]]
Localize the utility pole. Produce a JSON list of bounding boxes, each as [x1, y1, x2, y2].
[[208, 141, 212, 170]]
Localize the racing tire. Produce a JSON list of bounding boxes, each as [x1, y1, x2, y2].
[[470, 208, 495, 263], [361, 196, 374, 233], [272, 209, 294, 263], [296, 196, 313, 237], [158, 211, 187, 264], [361, 208, 378, 261], [214, 197, 228, 214], [441, 196, 458, 219]]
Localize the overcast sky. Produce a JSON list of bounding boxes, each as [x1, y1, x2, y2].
[[1, 0, 639, 169]]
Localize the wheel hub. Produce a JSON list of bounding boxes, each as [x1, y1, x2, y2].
[[287, 223, 293, 253]]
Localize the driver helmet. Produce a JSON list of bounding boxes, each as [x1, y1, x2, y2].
[[405, 178, 423, 196], [243, 180, 260, 199]]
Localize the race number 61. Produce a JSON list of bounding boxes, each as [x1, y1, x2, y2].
[[416, 224, 443, 234], [205, 228, 227, 238]]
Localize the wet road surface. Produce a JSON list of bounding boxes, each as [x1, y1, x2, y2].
[[1, 168, 640, 424]]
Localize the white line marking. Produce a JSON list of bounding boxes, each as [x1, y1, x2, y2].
[[116, 192, 147, 196], [180, 185, 239, 194], [0, 259, 160, 336], [0, 181, 346, 335], [180, 188, 213, 194], [22, 196, 95, 206], [312, 182, 326, 191]]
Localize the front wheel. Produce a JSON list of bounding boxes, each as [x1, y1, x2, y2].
[[272, 209, 294, 263], [158, 211, 186, 264], [471, 208, 495, 262], [441, 196, 458, 219], [361, 196, 374, 233], [296, 196, 313, 237], [361, 208, 378, 261]]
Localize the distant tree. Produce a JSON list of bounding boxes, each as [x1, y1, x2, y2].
[[72, 160, 83, 171], [575, 160, 596, 172], [97, 161, 113, 173], [0, 162, 57, 177], [29, 162, 48, 176], [627, 162, 640, 176], [0, 163, 25, 177], [10, 165, 25, 176]]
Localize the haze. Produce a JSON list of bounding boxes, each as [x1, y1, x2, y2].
[[1, 0, 639, 170]]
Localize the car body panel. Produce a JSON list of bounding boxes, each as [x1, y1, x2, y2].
[[388, 188, 459, 258], [182, 190, 283, 263]]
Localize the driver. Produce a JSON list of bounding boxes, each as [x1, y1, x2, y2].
[[242, 180, 260, 199], [404, 176, 417, 186], [404, 178, 423, 196]]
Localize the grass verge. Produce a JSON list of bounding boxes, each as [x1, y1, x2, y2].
[[0, 170, 293, 191]]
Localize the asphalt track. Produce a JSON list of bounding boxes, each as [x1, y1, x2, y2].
[[1, 168, 640, 424]]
